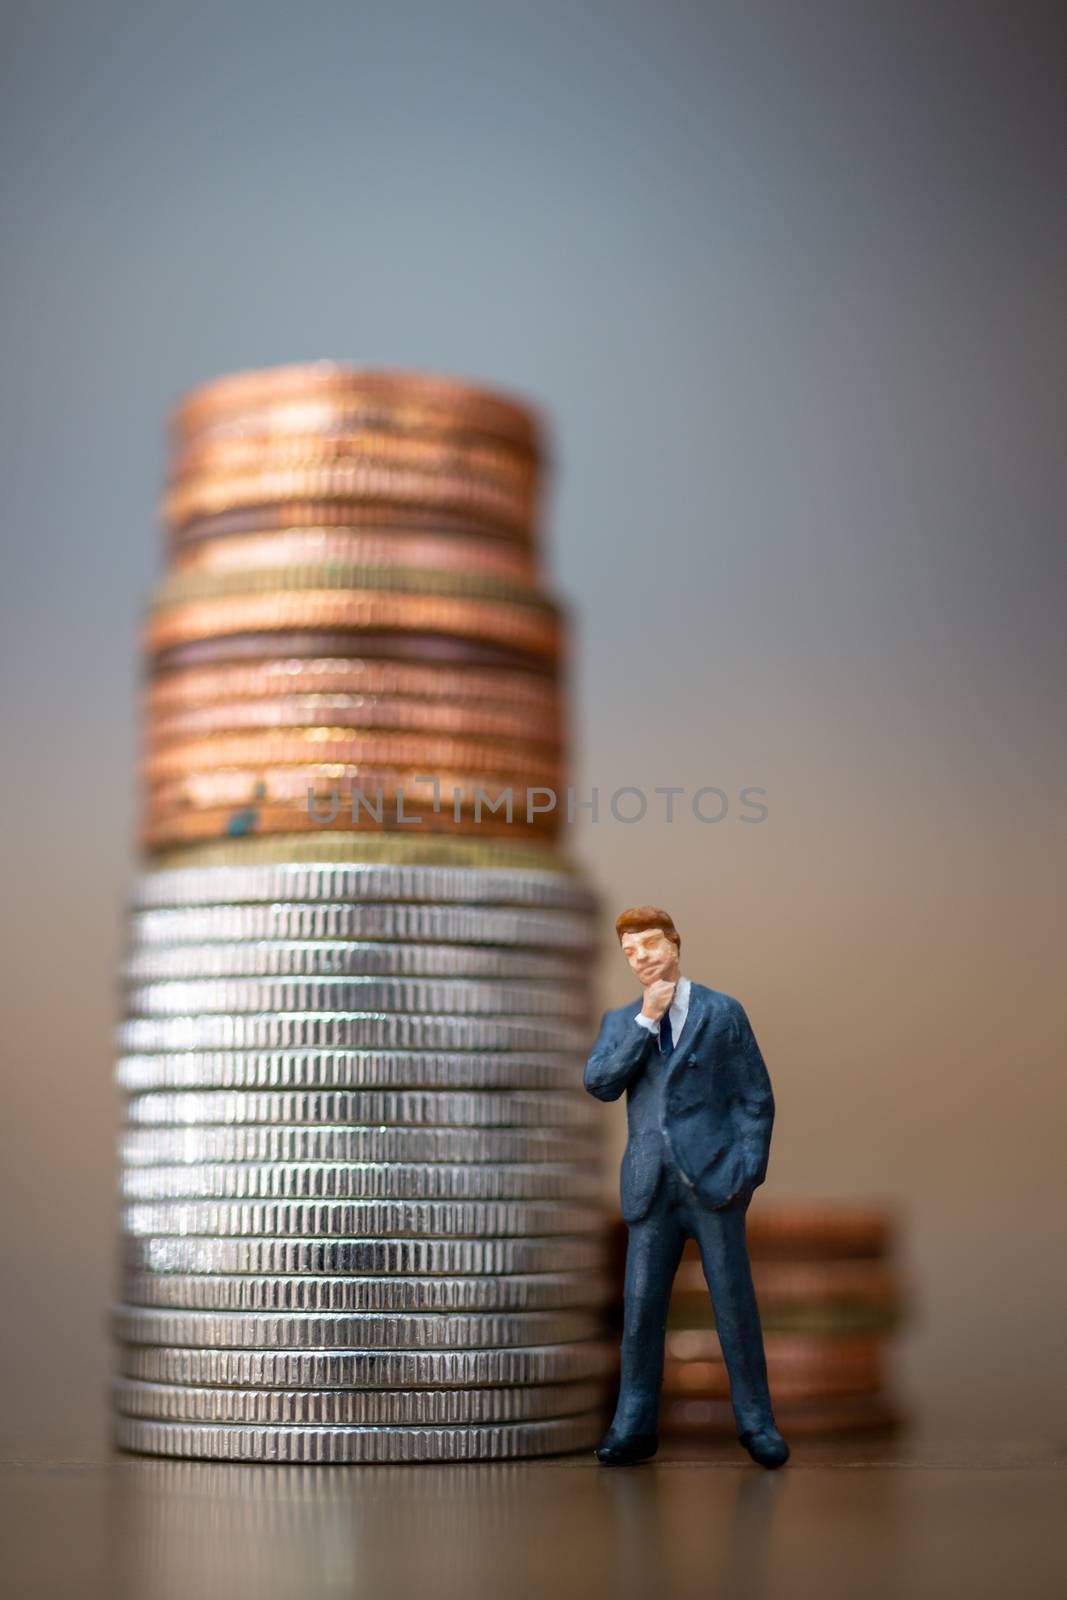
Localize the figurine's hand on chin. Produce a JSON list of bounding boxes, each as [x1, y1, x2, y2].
[[640, 978, 676, 1021]]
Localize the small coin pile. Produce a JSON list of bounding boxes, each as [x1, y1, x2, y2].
[[112, 366, 612, 1462], [653, 1203, 909, 1436]]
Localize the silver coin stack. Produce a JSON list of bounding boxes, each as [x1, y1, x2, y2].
[[112, 859, 612, 1462]]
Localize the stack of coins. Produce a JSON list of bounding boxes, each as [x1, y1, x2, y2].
[[143, 363, 564, 856], [656, 1203, 909, 1437], [111, 366, 613, 1462]]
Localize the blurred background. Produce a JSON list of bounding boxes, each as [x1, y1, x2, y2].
[[1, 0, 1064, 1447]]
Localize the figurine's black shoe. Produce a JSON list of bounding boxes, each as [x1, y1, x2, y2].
[[594, 1430, 659, 1466], [739, 1428, 790, 1469]]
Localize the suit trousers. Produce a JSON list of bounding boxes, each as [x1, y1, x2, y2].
[[612, 1157, 777, 1439]]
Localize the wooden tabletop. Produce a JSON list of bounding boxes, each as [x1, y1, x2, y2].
[[2, 1428, 1064, 1599]]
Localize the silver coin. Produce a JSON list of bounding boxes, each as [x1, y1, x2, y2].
[[112, 1412, 604, 1462], [116, 1052, 590, 1094], [116, 1340, 616, 1388], [112, 1376, 606, 1426], [131, 863, 598, 912], [120, 1162, 602, 1203], [119, 1233, 607, 1277], [123, 976, 591, 1021], [118, 1271, 614, 1313], [120, 1198, 605, 1238], [120, 1124, 590, 1167], [129, 902, 597, 950], [121, 1087, 596, 1128], [117, 1014, 589, 1053], [122, 939, 587, 984], [112, 1305, 601, 1350]]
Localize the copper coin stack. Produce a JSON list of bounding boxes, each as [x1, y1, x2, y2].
[[111, 364, 613, 1463], [144, 363, 566, 856], [650, 1202, 910, 1437]]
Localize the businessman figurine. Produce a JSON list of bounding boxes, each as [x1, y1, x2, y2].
[[585, 905, 789, 1469]]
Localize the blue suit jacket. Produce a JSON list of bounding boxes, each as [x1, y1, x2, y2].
[[583, 983, 775, 1223]]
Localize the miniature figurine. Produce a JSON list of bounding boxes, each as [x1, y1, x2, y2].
[[584, 905, 789, 1468]]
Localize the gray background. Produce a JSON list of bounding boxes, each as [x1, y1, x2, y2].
[[2, 0, 1064, 1443]]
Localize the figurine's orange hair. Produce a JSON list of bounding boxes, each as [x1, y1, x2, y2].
[[614, 905, 681, 952]]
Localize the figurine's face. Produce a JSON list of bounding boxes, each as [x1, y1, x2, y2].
[[620, 926, 681, 987]]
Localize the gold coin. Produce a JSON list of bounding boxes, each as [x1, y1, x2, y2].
[[146, 657, 561, 714], [174, 393, 541, 452], [162, 464, 535, 537], [145, 692, 562, 749], [170, 363, 543, 457], [673, 1256, 902, 1308], [146, 764, 563, 817], [173, 430, 536, 496], [172, 527, 536, 583], [660, 1393, 903, 1436], [142, 803, 560, 851], [740, 1206, 897, 1258], [144, 830, 578, 872], [664, 1331, 885, 1373], [662, 1365, 882, 1403], [143, 593, 563, 660], [174, 399, 541, 465], [169, 501, 531, 548], [150, 562, 555, 612], [144, 729, 562, 783], [151, 631, 552, 675]]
